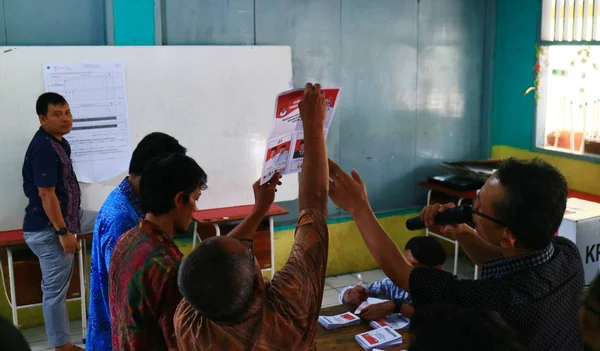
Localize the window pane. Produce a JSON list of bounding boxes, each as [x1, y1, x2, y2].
[[536, 45, 600, 156]]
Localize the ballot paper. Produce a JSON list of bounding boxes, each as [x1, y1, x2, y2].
[[355, 298, 389, 315], [260, 87, 342, 185], [369, 314, 410, 330], [318, 312, 361, 330], [355, 326, 403, 350]]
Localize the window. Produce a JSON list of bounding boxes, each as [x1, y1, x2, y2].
[[535, 0, 600, 157]]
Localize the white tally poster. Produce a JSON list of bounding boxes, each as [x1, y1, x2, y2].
[[43, 61, 131, 183]]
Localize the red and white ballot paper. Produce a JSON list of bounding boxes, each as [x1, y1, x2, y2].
[[355, 326, 403, 350], [260, 87, 342, 185]]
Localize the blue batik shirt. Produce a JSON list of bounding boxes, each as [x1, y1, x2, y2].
[[338, 278, 412, 305], [86, 178, 144, 351]]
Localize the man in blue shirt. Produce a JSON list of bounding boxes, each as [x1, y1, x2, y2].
[[85, 132, 186, 351], [338, 236, 446, 321], [22, 93, 97, 351]]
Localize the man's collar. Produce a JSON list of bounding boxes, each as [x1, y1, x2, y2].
[[481, 243, 555, 280], [118, 177, 144, 218], [139, 219, 172, 243], [38, 127, 66, 144]]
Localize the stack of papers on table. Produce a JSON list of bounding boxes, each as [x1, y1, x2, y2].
[[318, 312, 361, 330], [369, 314, 410, 330], [354, 297, 389, 314], [355, 326, 403, 350]]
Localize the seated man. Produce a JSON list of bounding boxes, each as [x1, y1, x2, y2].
[[86, 132, 187, 351], [327, 158, 584, 351], [174, 83, 329, 350], [408, 303, 525, 351], [338, 236, 447, 320]]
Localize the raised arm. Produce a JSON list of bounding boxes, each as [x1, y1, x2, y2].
[[327, 159, 413, 292], [298, 83, 328, 213], [227, 176, 281, 239]]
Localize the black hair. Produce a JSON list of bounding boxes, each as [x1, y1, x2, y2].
[[129, 132, 187, 175], [140, 153, 207, 215], [0, 315, 30, 351], [271, 147, 277, 152], [178, 238, 256, 323], [409, 304, 525, 351], [493, 158, 568, 250], [404, 236, 447, 268], [36, 92, 67, 116], [281, 145, 286, 149], [299, 140, 304, 145]]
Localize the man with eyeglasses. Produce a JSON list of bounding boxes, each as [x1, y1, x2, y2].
[[327, 158, 584, 351], [174, 83, 330, 350]]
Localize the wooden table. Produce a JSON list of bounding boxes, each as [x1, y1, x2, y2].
[[0, 230, 92, 342], [192, 204, 289, 278], [315, 305, 410, 350]]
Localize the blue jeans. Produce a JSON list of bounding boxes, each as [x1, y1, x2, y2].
[[23, 209, 97, 347]]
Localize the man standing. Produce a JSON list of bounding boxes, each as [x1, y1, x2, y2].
[[86, 132, 187, 351], [22, 92, 97, 351]]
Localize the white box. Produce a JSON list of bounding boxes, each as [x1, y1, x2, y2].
[[558, 197, 600, 285]]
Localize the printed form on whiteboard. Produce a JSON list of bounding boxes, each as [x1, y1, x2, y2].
[[260, 87, 342, 185]]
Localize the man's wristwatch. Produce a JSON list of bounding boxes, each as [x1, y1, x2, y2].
[[56, 227, 69, 236]]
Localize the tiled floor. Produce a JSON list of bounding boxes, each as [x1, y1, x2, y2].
[[23, 320, 85, 351], [23, 255, 476, 349]]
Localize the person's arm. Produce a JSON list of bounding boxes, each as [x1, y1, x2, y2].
[[152, 261, 183, 351], [102, 217, 139, 272], [298, 83, 328, 213], [31, 145, 78, 253], [38, 187, 67, 231], [227, 176, 281, 239], [328, 159, 413, 292], [399, 304, 415, 318], [421, 203, 502, 266]]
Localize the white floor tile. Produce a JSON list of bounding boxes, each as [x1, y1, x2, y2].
[[321, 289, 342, 308], [324, 284, 334, 291], [325, 274, 360, 289], [352, 269, 387, 284]]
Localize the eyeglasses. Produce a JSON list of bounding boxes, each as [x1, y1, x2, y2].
[[238, 238, 255, 261], [471, 209, 512, 229], [472, 190, 513, 231]]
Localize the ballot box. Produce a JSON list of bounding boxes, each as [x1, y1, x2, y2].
[[558, 197, 600, 285]]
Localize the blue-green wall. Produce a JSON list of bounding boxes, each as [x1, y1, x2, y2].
[[491, 0, 540, 149], [113, 0, 155, 45]]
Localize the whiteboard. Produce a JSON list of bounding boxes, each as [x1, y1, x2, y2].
[[0, 46, 297, 231]]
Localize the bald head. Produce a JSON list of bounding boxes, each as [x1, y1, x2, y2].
[[178, 236, 257, 322]]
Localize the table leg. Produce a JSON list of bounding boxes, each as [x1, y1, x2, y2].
[[192, 221, 198, 249], [269, 216, 275, 278], [213, 224, 221, 237], [7, 248, 18, 326], [425, 189, 432, 238], [78, 239, 86, 343]]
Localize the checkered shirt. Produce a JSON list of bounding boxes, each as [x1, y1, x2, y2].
[[481, 243, 555, 280]]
